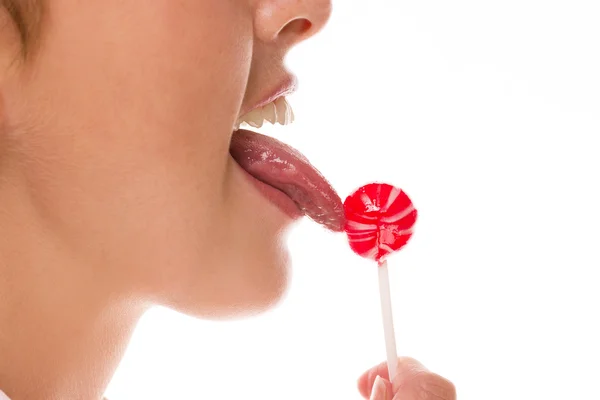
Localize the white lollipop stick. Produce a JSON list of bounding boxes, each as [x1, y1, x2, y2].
[[377, 259, 398, 382]]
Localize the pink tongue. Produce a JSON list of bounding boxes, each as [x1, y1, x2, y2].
[[230, 129, 344, 232]]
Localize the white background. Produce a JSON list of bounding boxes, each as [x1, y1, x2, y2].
[[105, 0, 600, 399]]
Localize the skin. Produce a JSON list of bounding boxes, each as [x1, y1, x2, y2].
[[0, 1, 456, 399], [360, 358, 457, 400]]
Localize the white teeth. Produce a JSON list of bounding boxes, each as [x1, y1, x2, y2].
[[288, 100, 295, 124], [235, 97, 295, 130], [263, 102, 277, 124], [275, 97, 287, 125], [244, 108, 264, 128]]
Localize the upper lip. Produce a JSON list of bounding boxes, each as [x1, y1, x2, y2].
[[238, 75, 298, 118]]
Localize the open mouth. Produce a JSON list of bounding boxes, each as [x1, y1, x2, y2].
[[229, 96, 345, 232]]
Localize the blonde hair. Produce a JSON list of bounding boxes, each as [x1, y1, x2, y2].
[[1, 0, 43, 57]]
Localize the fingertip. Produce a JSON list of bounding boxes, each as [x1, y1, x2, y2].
[[357, 366, 374, 398], [358, 361, 389, 398], [369, 375, 393, 400]]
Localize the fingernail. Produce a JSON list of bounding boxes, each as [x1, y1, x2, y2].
[[370, 375, 388, 400]]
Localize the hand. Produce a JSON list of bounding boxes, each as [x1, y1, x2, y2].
[[358, 357, 456, 400]]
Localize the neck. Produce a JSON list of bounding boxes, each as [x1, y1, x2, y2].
[[0, 178, 149, 400]]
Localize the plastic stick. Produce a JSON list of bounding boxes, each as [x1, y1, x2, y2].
[[377, 259, 398, 381]]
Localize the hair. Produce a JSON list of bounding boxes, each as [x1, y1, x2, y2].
[[1, 0, 43, 57]]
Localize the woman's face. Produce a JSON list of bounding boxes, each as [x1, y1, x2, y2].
[[0, 0, 331, 316]]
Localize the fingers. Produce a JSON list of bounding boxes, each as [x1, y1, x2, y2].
[[392, 370, 456, 400], [358, 357, 456, 400], [358, 357, 425, 397], [369, 375, 393, 400]]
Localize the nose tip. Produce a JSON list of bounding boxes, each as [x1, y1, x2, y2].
[[254, 0, 332, 46]]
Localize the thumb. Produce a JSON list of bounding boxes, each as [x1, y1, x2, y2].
[[369, 375, 393, 400]]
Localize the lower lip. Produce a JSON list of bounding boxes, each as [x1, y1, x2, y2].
[[233, 158, 304, 221]]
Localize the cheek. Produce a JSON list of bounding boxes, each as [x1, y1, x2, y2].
[[113, 0, 255, 173], [148, 0, 254, 102], [27, 0, 257, 221], [44, 0, 254, 133]]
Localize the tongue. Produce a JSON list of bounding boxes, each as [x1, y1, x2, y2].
[[230, 129, 345, 232]]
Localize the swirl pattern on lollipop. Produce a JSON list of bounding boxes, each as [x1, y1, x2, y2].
[[343, 183, 417, 262]]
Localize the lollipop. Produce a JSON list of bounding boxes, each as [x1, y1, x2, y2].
[[343, 183, 418, 381]]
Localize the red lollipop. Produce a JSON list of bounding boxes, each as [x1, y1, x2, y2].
[[343, 182, 418, 382], [344, 183, 417, 262]]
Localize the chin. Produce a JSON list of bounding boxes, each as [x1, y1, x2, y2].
[[234, 245, 292, 318], [224, 250, 292, 319], [165, 240, 293, 320]]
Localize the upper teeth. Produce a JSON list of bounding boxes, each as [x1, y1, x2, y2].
[[235, 97, 295, 130]]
